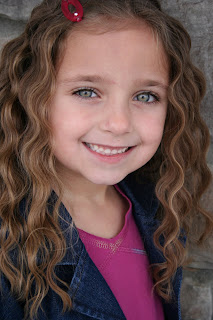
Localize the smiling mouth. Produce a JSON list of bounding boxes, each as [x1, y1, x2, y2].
[[84, 142, 132, 156]]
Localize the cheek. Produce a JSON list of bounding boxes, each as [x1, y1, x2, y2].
[[49, 111, 94, 147], [50, 100, 94, 129], [137, 113, 166, 142]]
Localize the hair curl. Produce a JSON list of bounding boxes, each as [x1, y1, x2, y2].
[[0, 0, 212, 318]]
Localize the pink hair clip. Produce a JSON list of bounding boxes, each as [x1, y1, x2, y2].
[[61, 0, 84, 22]]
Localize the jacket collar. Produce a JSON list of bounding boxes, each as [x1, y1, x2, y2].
[[118, 174, 182, 320], [57, 174, 182, 320]]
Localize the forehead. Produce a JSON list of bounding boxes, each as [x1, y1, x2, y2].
[[57, 21, 169, 85]]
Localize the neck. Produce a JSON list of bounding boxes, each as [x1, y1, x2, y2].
[[55, 167, 114, 207], [54, 166, 127, 237]]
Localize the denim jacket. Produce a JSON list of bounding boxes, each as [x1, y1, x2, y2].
[[0, 173, 183, 320]]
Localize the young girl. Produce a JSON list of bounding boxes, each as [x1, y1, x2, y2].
[[0, 0, 212, 319]]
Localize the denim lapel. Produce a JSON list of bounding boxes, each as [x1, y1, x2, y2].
[[118, 175, 182, 320], [70, 246, 126, 319], [57, 203, 125, 319]]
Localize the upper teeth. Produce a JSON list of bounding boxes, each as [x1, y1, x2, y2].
[[86, 143, 129, 155]]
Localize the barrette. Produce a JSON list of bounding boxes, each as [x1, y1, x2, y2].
[[61, 0, 84, 22]]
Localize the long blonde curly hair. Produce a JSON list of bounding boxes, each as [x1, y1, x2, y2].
[[0, 0, 212, 318]]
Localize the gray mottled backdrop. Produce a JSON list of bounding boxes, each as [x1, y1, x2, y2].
[[0, 1, 212, 319]]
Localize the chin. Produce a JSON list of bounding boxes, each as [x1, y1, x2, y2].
[[88, 173, 128, 186]]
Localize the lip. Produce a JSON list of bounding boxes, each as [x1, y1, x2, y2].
[[84, 142, 131, 150], [83, 142, 135, 164]]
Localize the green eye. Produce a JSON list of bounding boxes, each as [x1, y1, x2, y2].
[[135, 92, 157, 103], [75, 89, 97, 98]]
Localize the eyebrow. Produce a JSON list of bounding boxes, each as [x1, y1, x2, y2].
[[60, 75, 114, 85], [60, 74, 168, 90], [134, 79, 168, 90]]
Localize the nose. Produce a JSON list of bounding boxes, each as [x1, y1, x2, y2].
[[100, 100, 132, 135]]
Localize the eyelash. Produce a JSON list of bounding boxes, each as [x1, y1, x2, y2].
[[72, 87, 160, 104], [72, 87, 98, 100]]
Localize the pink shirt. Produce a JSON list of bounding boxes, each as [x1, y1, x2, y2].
[[78, 185, 164, 319]]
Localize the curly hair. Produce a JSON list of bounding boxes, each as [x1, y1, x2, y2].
[[0, 0, 212, 318]]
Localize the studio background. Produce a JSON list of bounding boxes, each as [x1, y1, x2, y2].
[[0, 1, 212, 319]]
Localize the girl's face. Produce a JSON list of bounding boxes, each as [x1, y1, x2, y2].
[[50, 22, 169, 186]]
